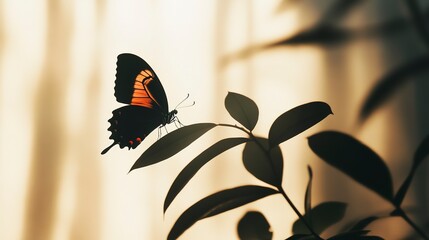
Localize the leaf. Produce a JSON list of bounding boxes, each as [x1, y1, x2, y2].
[[228, 11, 413, 63], [237, 211, 272, 240], [164, 137, 249, 212], [286, 234, 318, 240], [225, 92, 259, 131], [269, 102, 332, 147], [292, 201, 347, 235], [243, 138, 283, 187], [394, 134, 429, 206], [304, 166, 313, 215], [130, 123, 216, 171], [349, 216, 379, 231], [308, 131, 394, 202], [267, 25, 352, 46], [359, 54, 429, 122], [167, 185, 278, 240]]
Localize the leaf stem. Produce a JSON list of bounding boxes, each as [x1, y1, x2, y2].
[[279, 186, 323, 240], [218, 123, 323, 239], [393, 207, 429, 240]]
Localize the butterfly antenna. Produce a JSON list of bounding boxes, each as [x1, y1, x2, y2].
[[177, 101, 195, 109], [174, 93, 190, 109]]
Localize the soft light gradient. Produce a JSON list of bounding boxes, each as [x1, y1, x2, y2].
[[1, 0, 428, 239]]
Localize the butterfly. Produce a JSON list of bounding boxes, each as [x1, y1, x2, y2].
[[101, 53, 178, 154]]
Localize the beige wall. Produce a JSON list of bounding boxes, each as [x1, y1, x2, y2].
[[0, 0, 427, 239]]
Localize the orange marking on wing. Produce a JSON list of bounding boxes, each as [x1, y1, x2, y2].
[[131, 98, 155, 108], [133, 89, 149, 97], [142, 70, 152, 77], [130, 69, 158, 108], [134, 81, 144, 89], [136, 74, 145, 82]]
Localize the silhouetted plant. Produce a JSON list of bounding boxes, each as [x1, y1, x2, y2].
[[127, 1, 429, 239], [126, 92, 429, 239]]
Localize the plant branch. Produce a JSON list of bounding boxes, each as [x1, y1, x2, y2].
[[279, 186, 323, 240], [393, 207, 429, 240], [218, 123, 323, 239]]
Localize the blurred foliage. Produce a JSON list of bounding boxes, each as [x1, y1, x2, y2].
[[276, 0, 429, 124], [226, 0, 429, 125]]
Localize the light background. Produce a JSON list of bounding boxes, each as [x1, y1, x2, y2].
[[1, 0, 428, 239]]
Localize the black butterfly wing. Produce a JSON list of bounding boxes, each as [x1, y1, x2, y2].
[[101, 106, 163, 154], [101, 54, 171, 154], [115, 53, 169, 113]]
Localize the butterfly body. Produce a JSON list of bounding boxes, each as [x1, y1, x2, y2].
[[102, 54, 177, 154]]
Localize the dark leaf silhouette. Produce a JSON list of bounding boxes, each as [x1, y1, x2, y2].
[[269, 102, 332, 147], [167, 185, 278, 240], [164, 137, 249, 213], [394, 134, 429, 206], [359, 54, 429, 122], [305, 166, 313, 215], [292, 201, 347, 235], [268, 25, 352, 46], [243, 138, 283, 187], [286, 234, 318, 240], [349, 216, 379, 231], [224, 14, 411, 65], [265, 20, 402, 48], [237, 211, 273, 240], [224, 4, 427, 66], [225, 92, 259, 131], [130, 123, 216, 171], [308, 131, 394, 202]]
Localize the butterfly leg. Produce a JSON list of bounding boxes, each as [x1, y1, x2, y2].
[[173, 119, 184, 128], [174, 116, 185, 127], [157, 127, 162, 139]]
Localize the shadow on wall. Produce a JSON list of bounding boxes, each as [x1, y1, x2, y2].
[[23, 1, 103, 239], [217, 0, 429, 239], [23, 1, 70, 238]]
